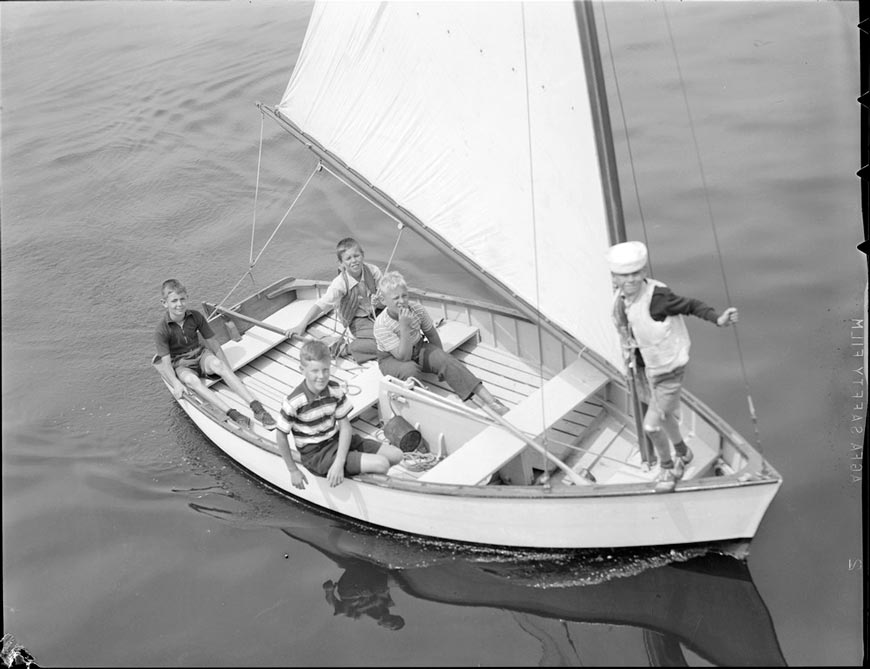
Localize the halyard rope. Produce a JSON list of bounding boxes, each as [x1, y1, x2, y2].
[[662, 5, 762, 451], [216, 159, 321, 309], [249, 112, 266, 267], [520, 3, 551, 482], [600, 3, 654, 276]]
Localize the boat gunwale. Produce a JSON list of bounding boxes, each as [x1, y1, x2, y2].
[[257, 278, 772, 472], [195, 275, 776, 484], [166, 373, 781, 501]]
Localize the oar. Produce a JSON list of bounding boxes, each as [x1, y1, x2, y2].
[[211, 305, 303, 340], [479, 404, 593, 486], [614, 294, 654, 468]]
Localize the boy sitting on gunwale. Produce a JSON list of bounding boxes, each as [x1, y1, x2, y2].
[[153, 279, 276, 429], [275, 339, 403, 489]]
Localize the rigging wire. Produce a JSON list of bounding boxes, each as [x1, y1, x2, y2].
[[216, 158, 322, 310], [249, 111, 266, 267], [661, 5, 762, 452], [316, 161, 409, 301], [599, 2, 653, 275], [250, 161, 322, 268], [519, 2, 551, 482]]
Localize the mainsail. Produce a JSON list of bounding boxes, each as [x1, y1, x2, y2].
[[278, 1, 623, 371]]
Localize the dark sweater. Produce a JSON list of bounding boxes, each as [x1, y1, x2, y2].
[[632, 284, 721, 370], [647, 285, 721, 324]]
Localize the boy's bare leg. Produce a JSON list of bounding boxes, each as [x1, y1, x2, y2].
[[203, 355, 256, 404], [662, 412, 692, 463], [357, 454, 392, 475], [175, 367, 254, 428], [662, 413, 683, 446], [645, 426, 674, 467], [358, 444, 402, 475], [202, 353, 275, 427], [176, 369, 231, 413]]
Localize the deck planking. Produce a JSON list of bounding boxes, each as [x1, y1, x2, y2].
[[207, 299, 611, 474]]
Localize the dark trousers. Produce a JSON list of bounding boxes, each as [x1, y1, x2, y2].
[[378, 340, 481, 401], [347, 316, 378, 364]]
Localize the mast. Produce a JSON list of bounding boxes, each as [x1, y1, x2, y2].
[[573, 1, 626, 245], [574, 1, 652, 465]]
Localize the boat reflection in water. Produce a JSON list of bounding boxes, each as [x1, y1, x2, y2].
[[191, 489, 785, 667]]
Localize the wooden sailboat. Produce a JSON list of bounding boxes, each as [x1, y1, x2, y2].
[[155, 1, 781, 549]]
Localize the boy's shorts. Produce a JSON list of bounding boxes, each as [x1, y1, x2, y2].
[[171, 347, 213, 378], [298, 432, 383, 477], [645, 364, 686, 417]]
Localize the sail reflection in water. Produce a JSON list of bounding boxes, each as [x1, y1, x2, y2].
[[190, 491, 786, 666]]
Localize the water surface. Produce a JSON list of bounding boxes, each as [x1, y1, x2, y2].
[[1, 1, 863, 666]]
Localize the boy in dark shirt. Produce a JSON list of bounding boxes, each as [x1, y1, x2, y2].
[[154, 279, 276, 429]]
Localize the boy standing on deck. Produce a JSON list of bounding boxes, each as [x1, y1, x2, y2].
[[285, 238, 384, 364], [275, 340, 403, 489], [607, 242, 738, 493], [154, 279, 276, 429]]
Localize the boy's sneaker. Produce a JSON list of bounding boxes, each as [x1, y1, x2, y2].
[[253, 406, 277, 429], [654, 460, 684, 493], [489, 399, 510, 416], [677, 447, 694, 467], [227, 409, 252, 429]]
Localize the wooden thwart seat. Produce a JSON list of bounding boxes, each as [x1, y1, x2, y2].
[[206, 299, 319, 386], [202, 298, 478, 422], [418, 357, 608, 485]]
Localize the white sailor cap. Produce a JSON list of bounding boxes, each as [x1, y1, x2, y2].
[[606, 241, 648, 274]]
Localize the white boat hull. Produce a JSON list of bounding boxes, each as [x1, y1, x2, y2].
[[159, 279, 781, 550], [178, 393, 780, 549]]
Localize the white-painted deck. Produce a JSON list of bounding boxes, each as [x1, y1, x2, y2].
[[417, 357, 608, 485], [211, 299, 479, 440]]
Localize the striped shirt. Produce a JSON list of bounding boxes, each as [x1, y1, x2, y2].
[[276, 380, 352, 451], [373, 302, 433, 353]]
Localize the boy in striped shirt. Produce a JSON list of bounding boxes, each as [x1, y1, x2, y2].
[[275, 340, 402, 489]]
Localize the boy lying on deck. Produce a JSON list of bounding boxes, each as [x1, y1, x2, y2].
[[275, 340, 403, 489], [153, 279, 276, 429]]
